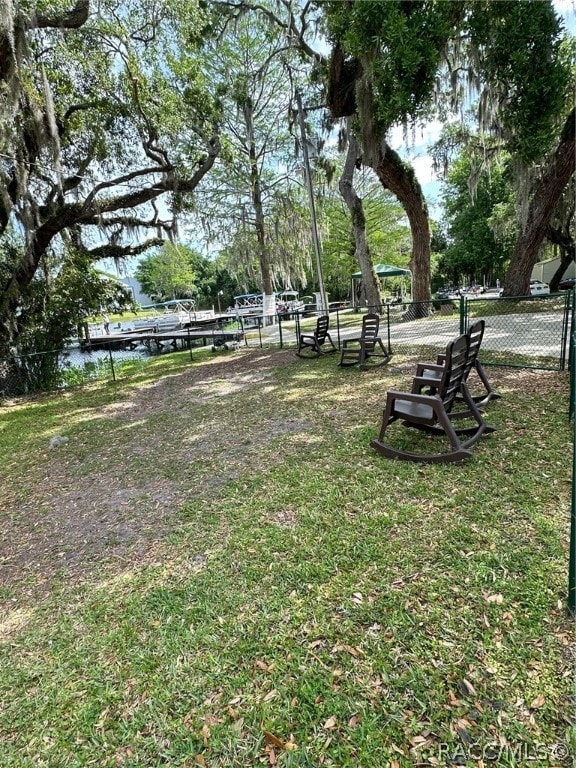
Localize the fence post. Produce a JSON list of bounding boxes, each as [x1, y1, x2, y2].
[[188, 328, 193, 362], [459, 295, 466, 334], [278, 314, 284, 349], [562, 289, 575, 372], [570, 356, 576, 616], [108, 345, 116, 382]]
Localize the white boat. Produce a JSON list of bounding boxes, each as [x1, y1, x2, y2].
[[276, 290, 304, 315], [232, 291, 304, 319], [232, 293, 265, 316]]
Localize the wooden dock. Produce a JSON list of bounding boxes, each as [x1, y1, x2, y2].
[[80, 325, 244, 353]]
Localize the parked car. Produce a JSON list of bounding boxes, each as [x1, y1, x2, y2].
[[435, 286, 459, 299], [559, 277, 576, 290], [529, 280, 550, 296], [499, 280, 551, 297]]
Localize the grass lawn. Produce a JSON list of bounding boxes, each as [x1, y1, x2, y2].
[[0, 348, 573, 767]]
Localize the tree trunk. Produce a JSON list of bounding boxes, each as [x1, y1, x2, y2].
[[547, 221, 575, 290], [372, 142, 431, 307], [339, 133, 381, 311], [245, 104, 273, 298], [502, 108, 576, 296]]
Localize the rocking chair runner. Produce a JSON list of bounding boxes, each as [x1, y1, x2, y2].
[[296, 315, 337, 358], [339, 312, 390, 369], [413, 319, 500, 407], [371, 332, 495, 463]]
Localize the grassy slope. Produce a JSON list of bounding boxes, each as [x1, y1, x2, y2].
[[0, 349, 573, 767]]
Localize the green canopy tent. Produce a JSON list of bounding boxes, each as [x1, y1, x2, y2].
[[351, 263, 412, 307]]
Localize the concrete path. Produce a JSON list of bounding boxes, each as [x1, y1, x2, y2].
[[254, 310, 567, 361]]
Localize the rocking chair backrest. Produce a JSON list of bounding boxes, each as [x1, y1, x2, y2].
[[463, 319, 485, 381], [437, 333, 469, 413], [360, 313, 380, 352], [315, 315, 330, 342]]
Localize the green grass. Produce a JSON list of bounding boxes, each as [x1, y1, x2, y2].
[[0, 349, 573, 767]]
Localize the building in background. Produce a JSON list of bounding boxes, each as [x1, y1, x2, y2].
[[120, 276, 153, 307]]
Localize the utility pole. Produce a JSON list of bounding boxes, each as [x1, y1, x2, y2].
[[295, 90, 328, 313]]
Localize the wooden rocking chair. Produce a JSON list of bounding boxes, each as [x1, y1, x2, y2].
[[296, 315, 337, 358], [339, 313, 390, 369], [413, 319, 500, 407], [370, 333, 495, 463]]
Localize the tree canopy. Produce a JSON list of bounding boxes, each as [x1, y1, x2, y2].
[[322, 0, 574, 298], [0, 0, 574, 364], [0, 0, 219, 354]]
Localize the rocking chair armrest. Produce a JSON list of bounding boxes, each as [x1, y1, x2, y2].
[[342, 336, 361, 347], [414, 362, 444, 377], [387, 389, 441, 406], [436, 354, 446, 365], [411, 374, 443, 393]]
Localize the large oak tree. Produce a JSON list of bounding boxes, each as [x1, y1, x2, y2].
[[0, 0, 220, 355]]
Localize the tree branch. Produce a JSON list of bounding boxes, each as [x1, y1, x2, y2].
[[216, 0, 325, 63], [33, 1, 90, 31], [83, 238, 164, 261]]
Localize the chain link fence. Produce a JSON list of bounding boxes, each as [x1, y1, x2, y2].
[[2, 292, 572, 399], [0, 345, 150, 399], [272, 292, 573, 371]]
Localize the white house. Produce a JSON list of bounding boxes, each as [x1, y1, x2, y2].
[[120, 276, 153, 306], [531, 257, 575, 284]]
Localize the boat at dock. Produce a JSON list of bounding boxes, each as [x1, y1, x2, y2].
[[231, 291, 304, 322]]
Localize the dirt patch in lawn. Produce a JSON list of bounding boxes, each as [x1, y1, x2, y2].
[[0, 350, 564, 616], [0, 350, 307, 610]]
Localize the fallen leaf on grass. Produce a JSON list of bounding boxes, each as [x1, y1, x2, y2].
[[284, 736, 298, 751], [263, 732, 299, 752], [457, 678, 477, 697], [333, 642, 363, 657], [530, 695, 546, 708], [348, 714, 362, 728], [263, 689, 278, 702], [447, 690, 463, 707], [323, 716, 338, 730], [409, 734, 431, 749], [264, 732, 285, 749]]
